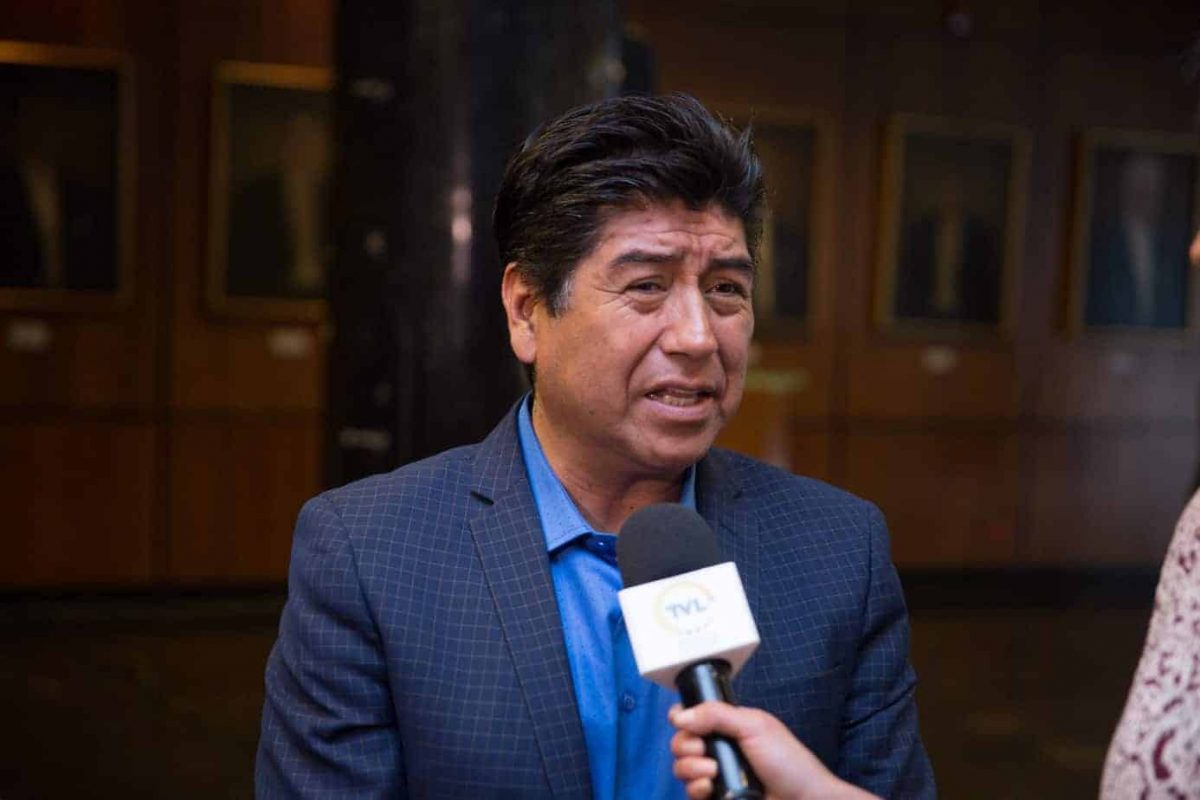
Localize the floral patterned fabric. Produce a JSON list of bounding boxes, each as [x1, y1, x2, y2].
[[1102, 490, 1200, 798]]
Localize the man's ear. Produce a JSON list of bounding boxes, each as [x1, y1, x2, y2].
[[501, 262, 539, 365]]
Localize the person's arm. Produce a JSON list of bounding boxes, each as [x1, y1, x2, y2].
[[836, 504, 935, 797], [255, 495, 405, 798], [670, 702, 878, 800], [1101, 491, 1200, 797]]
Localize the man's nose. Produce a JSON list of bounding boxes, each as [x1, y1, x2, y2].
[[660, 287, 718, 358]]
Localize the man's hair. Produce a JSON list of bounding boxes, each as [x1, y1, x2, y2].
[[493, 93, 765, 315]]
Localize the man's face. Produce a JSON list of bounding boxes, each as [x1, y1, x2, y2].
[[503, 200, 754, 484]]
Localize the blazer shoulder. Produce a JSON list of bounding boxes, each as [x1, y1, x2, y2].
[[711, 447, 879, 517], [309, 443, 481, 535], [707, 448, 886, 565]]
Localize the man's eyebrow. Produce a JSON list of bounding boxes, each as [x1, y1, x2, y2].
[[710, 255, 756, 275], [607, 249, 756, 274], [607, 248, 683, 268]]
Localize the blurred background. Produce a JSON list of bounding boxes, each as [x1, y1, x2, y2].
[[1, 0, 1198, 797]]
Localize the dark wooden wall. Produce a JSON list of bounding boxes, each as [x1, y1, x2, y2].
[[166, 0, 328, 582], [0, 0, 1195, 586], [1, 0, 170, 585], [630, 0, 1200, 567], [0, 0, 329, 586]]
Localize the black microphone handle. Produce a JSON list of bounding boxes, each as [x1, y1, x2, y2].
[[675, 661, 764, 800]]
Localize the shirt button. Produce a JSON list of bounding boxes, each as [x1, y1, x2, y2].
[[620, 692, 637, 712]]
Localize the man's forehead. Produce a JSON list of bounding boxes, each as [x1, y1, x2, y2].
[[594, 201, 748, 253]]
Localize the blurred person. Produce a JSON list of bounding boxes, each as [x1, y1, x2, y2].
[[226, 109, 330, 299], [1101, 228, 1200, 797], [0, 93, 117, 291], [669, 702, 881, 800], [894, 170, 1002, 324], [1085, 151, 1190, 328], [255, 94, 934, 798]]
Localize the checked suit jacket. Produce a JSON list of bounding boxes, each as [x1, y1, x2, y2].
[[256, 406, 936, 798]]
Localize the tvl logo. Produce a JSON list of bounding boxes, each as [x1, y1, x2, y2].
[[665, 597, 709, 618], [655, 580, 717, 635]]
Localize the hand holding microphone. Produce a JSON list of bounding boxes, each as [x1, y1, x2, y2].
[[669, 702, 881, 800], [617, 503, 764, 799]]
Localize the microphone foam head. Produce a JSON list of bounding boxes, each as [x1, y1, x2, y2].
[[617, 503, 722, 588]]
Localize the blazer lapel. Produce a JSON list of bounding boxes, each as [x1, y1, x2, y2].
[[467, 408, 592, 799], [697, 450, 761, 621]]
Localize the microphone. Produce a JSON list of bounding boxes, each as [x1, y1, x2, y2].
[[617, 503, 763, 800]]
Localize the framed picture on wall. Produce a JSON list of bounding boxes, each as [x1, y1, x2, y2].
[[207, 61, 332, 322], [0, 40, 133, 312], [723, 105, 832, 336], [1067, 128, 1200, 334], [875, 114, 1030, 335]]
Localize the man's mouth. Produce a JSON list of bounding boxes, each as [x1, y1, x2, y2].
[[646, 387, 714, 407]]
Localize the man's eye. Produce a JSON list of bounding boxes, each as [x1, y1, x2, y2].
[[710, 281, 749, 297], [629, 280, 664, 293]]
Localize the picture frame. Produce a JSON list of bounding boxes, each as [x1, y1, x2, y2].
[[1066, 128, 1200, 335], [874, 114, 1030, 336], [207, 61, 332, 322], [0, 40, 134, 313], [721, 104, 833, 338]]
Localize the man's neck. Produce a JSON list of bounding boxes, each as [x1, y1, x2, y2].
[[552, 459, 683, 534], [530, 403, 686, 534]]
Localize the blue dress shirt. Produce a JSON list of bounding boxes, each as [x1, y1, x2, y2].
[[517, 396, 694, 800]]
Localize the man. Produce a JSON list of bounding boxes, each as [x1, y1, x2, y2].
[[256, 94, 934, 798]]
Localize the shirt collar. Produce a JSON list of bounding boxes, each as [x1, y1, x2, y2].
[[516, 393, 697, 554]]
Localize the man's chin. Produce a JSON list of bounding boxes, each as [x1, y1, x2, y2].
[[637, 436, 718, 476]]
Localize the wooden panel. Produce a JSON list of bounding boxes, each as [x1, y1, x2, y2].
[[837, 32, 1035, 424], [258, 0, 332, 62], [846, 344, 1019, 419], [1028, 426, 1195, 566], [627, 5, 847, 111], [1043, 1, 1200, 57], [167, 414, 320, 581], [1031, 49, 1200, 424], [0, 1, 176, 412], [860, 34, 1039, 122], [751, 339, 835, 413], [840, 0, 1045, 36], [169, 0, 331, 412], [718, 408, 831, 482], [0, 318, 156, 408], [1033, 341, 1200, 422], [1046, 51, 1197, 147], [0, 1, 124, 46], [720, 346, 833, 481], [0, 0, 172, 586], [0, 420, 154, 585], [842, 429, 1020, 567], [171, 324, 327, 411]]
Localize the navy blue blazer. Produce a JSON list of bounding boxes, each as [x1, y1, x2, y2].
[[256, 407, 935, 798]]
